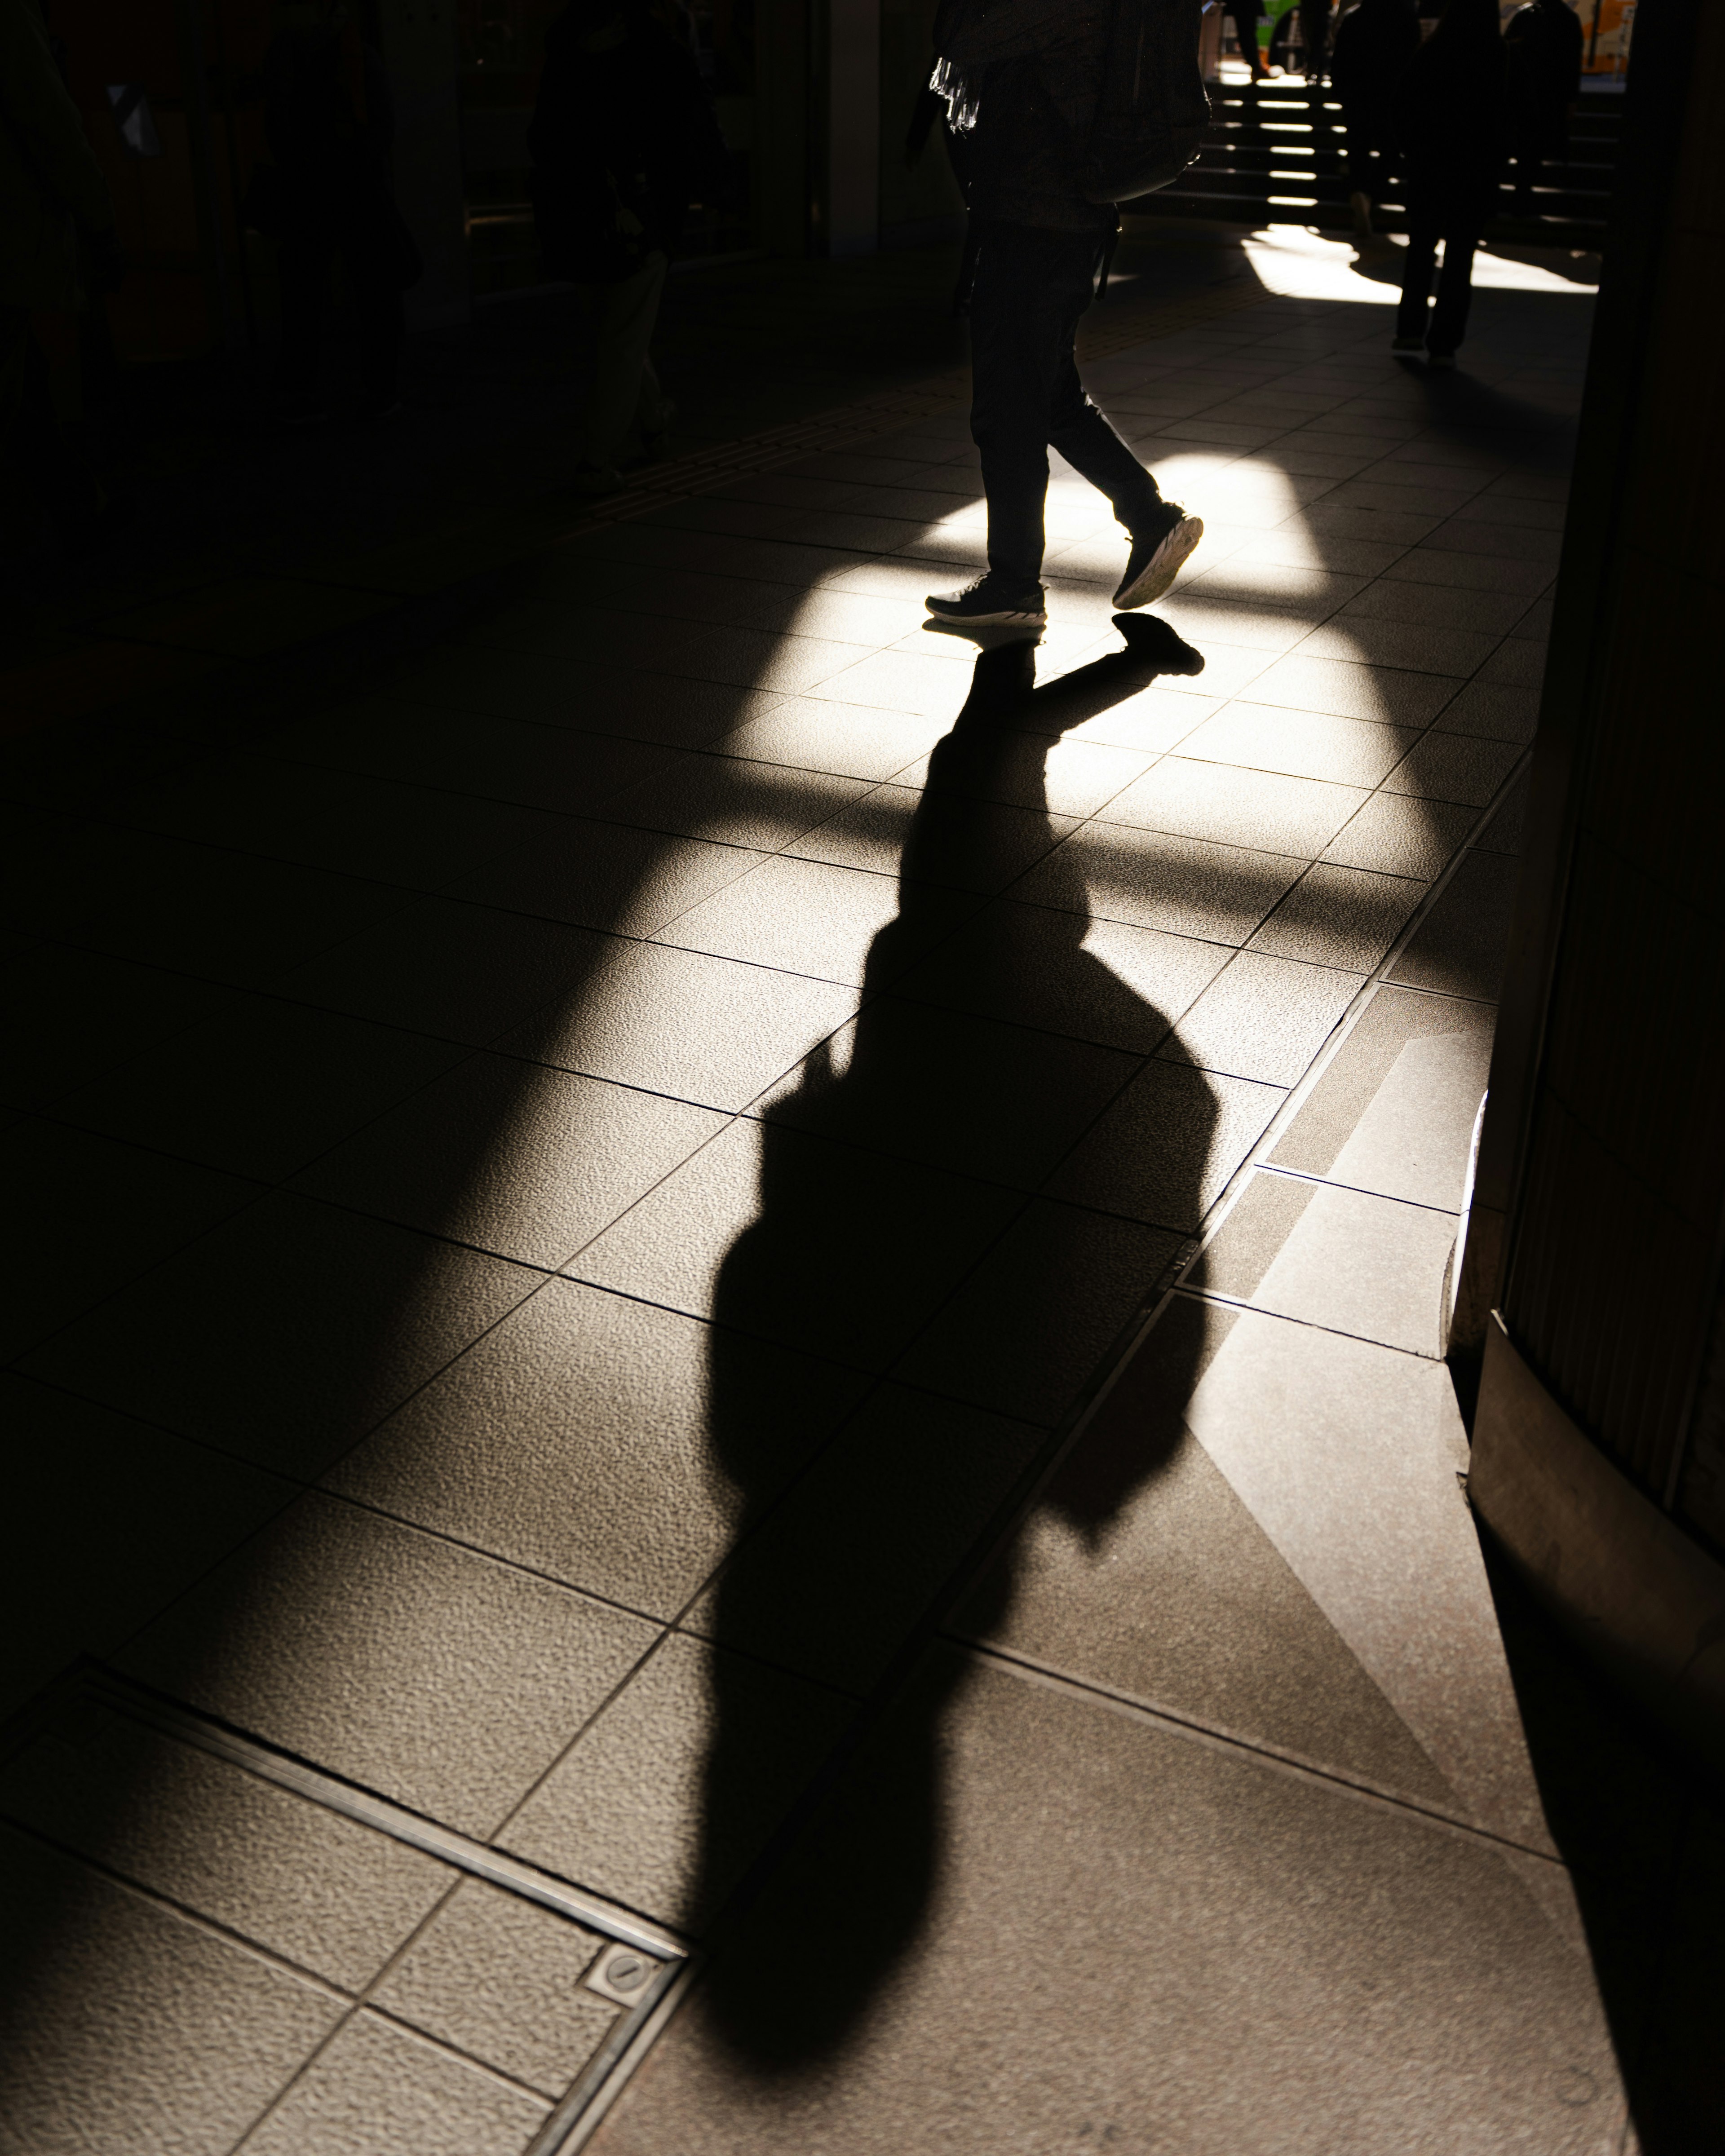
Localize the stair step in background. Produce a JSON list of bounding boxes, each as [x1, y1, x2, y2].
[[1141, 79, 1619, 250]]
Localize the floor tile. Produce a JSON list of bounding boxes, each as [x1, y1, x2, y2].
[[114, 753, 531, 889], [0, 1121, 262, 1359], [1296, 615, 1499, 676], [890, 899, 1227, 1054], [55, 997, 468, 1180], [687, 1383, 1049, 1694], [58, 844, 421, 991], [0, 945, 235, 1112], [240, 2011, 548, 2156], [601, 747, 872, 852], [276, 895, 610, 1048], [121, 1490, 658, 1837], [295, 1054, 725, 1267], [497, 937, 856, 1110], [0, 1376, 296, 1721], [1177, 702, 1420, 787], [787, 783, 1078, 892], [329, 1275, 868, 1616], [805, 648, 976, 721], [445, 815, 769, 937], [1046, 1060, 1282, 1230], [705, 697, 947, 781], [655, 852, 975, 988], [0, 1698, 449, 1994], [20, 1192, 538, 1478], [370, 1880, 617, 2097], [1205, 1171, 1458, 1356], [500, 1632, 855, 1933], [1387, 848, 1520, 1000], [1384, 731, 1523, 808], [595, 1646, 1611, 2154], [891, 1199, 1183, 1426], [1269, 994, 1495, 1209], [1102, 756, 1368, 857], [1163, 950, 1361, 1084], [1320, 790, 1478, 879], [567, 1118, 1020, 1369], [756, 996, 1141, 1189], [1239, 651, 1460, 725], [0, 1825, 345, 2156], [1381, 547, 1554, 597], [1336, 580, 1533, 635], [1247, 861, 1425, 971], [1436, 680, 1542, 743], [1020, 821, 1305, 946], [956, 1295, 1454, 1793]]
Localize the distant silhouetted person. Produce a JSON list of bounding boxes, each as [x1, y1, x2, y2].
[[530, 0, 723, 494], [1391, 0, 1507, 368], [1331, 0, 1420, 234], [260, 0, 421, 425], [920, 0, 1204, 632], [1299, 0, 1333, 81], [1504, 0, 1583, 212], [1226, 0, 1270, 79]]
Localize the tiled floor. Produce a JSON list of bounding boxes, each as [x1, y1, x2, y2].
[[4, 231, 1718, 2152]]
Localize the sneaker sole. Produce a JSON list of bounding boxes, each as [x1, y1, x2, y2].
[[924, 604, 1047, 627], [1113, 516, 1204, 611]]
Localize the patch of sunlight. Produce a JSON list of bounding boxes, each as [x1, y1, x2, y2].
[[1245, 224, 1598, 304]]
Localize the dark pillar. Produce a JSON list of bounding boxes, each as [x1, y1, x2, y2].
[[1453, 0, 1725, 1767]]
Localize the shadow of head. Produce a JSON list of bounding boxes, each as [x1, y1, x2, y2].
[[687, 622, 1219, 2071]]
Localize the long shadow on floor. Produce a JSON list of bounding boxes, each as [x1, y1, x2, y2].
[[691, 619, 1217, 2067]]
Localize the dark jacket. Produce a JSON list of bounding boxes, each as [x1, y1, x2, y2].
[[931, 0, 1114, 231], [1329, 0, 1420, 110], [1504, 0, 1584, 123], [530, 6, 724, 279], [1393, 14, 1507, 224]]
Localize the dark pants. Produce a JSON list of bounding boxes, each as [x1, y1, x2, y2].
[[1300, 0, 1330, 76], [968, 221, 1162, 588], [1396, 225, 1484, 353], [1226, 0, 1265, 72], [278, 237, 406, 403]]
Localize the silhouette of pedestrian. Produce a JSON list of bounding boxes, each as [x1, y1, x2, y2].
[[529, 0, 724, 494], [1299, 0, 1333, 81], [259, 0, 422, 424], [1330, 0, 1420, 235], [1504, 0, 1583, 212], [1390, 0, 1507, 368], [920, 0, 1204, 633], [1225, 0, 1270, 77]]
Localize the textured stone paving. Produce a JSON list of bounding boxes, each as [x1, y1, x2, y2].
[[8, 229, 1700, 2156]]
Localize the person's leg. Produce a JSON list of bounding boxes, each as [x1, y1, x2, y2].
[[578, 251, 668, 469], [1044, 297, 1163, 536], [1396, 223, 1439, 342], [1227, 0, 1265, 75], [1300, 0, 1329, 78], [1429, 230, 1481, 354], [967, 222, 1081, 591]]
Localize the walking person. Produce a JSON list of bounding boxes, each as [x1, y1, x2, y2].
[[1330, 0, 1420, 234], [1225, 0, 1270, 79], [921, 0, 1203, 632], [1390, 0, 1508, 369], [1504, 0, 1583, 213], [1298, 0, 1333, 82], [530, 0, 724, 493], [261, 0, 421, 424]]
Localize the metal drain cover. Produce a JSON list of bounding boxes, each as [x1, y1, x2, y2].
[[0, 1665, 692, 2156]]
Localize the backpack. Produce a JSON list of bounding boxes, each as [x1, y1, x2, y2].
[[1079, 0, 1210, 203]]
